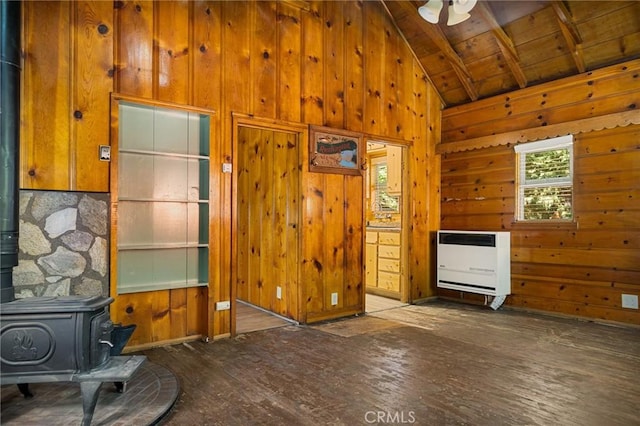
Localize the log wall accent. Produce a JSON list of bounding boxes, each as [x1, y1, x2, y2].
[[440, 61, 640, 325], [20, 1, 440, 343]]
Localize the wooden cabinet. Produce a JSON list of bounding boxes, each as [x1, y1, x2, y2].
[[365, 229, 402, 296], [386, 145, 402, 195], [365, 231, 378, 288]]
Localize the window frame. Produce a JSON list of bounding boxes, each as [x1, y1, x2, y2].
[[514, 135, 575, 223]]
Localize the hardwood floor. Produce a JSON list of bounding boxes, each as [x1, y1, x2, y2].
[[141, 300, 640, 426], [236, 300, 294, 335], [236, 294, 404, 334], [365, 293, 408, 313]]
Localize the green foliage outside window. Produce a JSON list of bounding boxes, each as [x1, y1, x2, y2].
[[374, 163, 399, 212], [521, 148, 572, 220]]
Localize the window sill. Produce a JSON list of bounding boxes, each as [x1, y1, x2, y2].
[[511, 220, 578, 230]]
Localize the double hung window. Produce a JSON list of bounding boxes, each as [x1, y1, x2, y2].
[[514, 135, 574, 221]]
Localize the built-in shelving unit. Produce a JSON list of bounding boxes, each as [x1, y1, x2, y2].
[[116, 102, 210, 294]]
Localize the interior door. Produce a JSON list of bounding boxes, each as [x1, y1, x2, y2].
[[236, 125, 300, 320]]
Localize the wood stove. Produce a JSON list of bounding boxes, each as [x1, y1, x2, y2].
[[0, 296, 145, 425], [1, 4, 144, 424]]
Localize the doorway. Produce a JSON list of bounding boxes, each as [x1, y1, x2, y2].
[[364, 141, 408, 307], [233, 117, 305, 334]]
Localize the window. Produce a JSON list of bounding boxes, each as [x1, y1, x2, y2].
[[514, 135, 573, 221], [372, 160, 399, 213]]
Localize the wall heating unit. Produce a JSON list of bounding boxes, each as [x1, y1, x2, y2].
[[437, 230, 511, 309]]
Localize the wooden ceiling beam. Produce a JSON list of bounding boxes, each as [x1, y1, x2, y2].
[[398, 0, 477, 101], [551, 0, 586, 73], [421, 21, 478, 101], [475, 2, 527, 89]]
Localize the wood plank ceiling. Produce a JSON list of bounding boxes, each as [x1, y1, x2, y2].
[[383, 0, 640, 107]]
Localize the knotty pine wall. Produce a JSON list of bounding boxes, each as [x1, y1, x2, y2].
[[439, 60, 640, 325], [20, 1, 441, 345]]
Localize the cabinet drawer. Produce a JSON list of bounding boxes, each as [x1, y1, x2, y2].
[[378, 271, 400, 292], [378, 244, 400, 259], [378, 257, 400, 273], [378, 232, 400, 245], [366, 231, 378, 244]]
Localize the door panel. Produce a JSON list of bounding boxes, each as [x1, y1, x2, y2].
[[237, 126, 300, 319]]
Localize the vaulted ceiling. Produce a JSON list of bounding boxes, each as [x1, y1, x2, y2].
[[383, 0, 640, 108]]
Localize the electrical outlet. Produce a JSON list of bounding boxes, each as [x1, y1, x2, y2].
[[331, 292, 338, 306], [276, 286, 282, 299], [215, 301, 230, 311], [621, 294, 639, 309]]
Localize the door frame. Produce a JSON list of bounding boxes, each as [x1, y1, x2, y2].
[[230, 113, 308, 336], [364, 137, 412, 305]]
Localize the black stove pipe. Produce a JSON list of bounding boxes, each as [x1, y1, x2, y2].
[[0, 0, 21, 303]]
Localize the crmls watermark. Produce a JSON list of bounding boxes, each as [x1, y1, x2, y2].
[[364, 410, 416, 424]]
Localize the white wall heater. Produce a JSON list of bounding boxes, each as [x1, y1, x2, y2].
[[437, 230, 511, 298]]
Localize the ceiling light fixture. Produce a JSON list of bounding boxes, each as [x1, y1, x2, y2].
[[418, 0, 443, 24], [419, 0, 477, 26]]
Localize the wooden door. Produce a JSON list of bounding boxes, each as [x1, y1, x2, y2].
[[236, 125, 300, 320]]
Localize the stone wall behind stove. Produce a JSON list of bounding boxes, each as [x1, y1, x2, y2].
[[13, 190, 109, 298]]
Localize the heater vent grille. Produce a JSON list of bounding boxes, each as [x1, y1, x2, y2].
[[437, 230, 511, 297]]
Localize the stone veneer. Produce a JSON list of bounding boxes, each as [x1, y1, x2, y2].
[[13, 190, 109, 298]]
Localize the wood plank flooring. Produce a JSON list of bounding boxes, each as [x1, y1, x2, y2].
[[236, 295, 404, 335], [141, 300, 640, 426], [365, 293, 408, 313], [236, 300, 293, 334]]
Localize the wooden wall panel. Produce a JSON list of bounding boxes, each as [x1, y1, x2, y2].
[[440, 68, 640, 325], [344, 175, 364, 309], [363, 1, 383, 136], [222, 2, 251, 113], [191, 1, 225, 338], [343, 0, 364, 132], [300, 7, 325, 324], [22, 0, 439, 342], [381, 18, 398, 138], [22, 2, 72, 190], [73, 1, 113, 192], [324, 1, 345, 128], [285, 131, 301, 320], [277, 3, 302, 123], [407, 63, 439, 302], [252, 1, 277, 119], [441, 60, 640, 144], [22, 0, 112, 191], [259, 128, 275, 309], [155, 1, 190, 104], [301, 0, 324, 125], [114, 1, 153, 98], [323, 175, 346, 309]]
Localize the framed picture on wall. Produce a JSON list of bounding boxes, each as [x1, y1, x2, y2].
[[309, 126, 363, 176]]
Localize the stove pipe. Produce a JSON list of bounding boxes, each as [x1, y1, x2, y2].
[[0, 0, 21, 303]]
